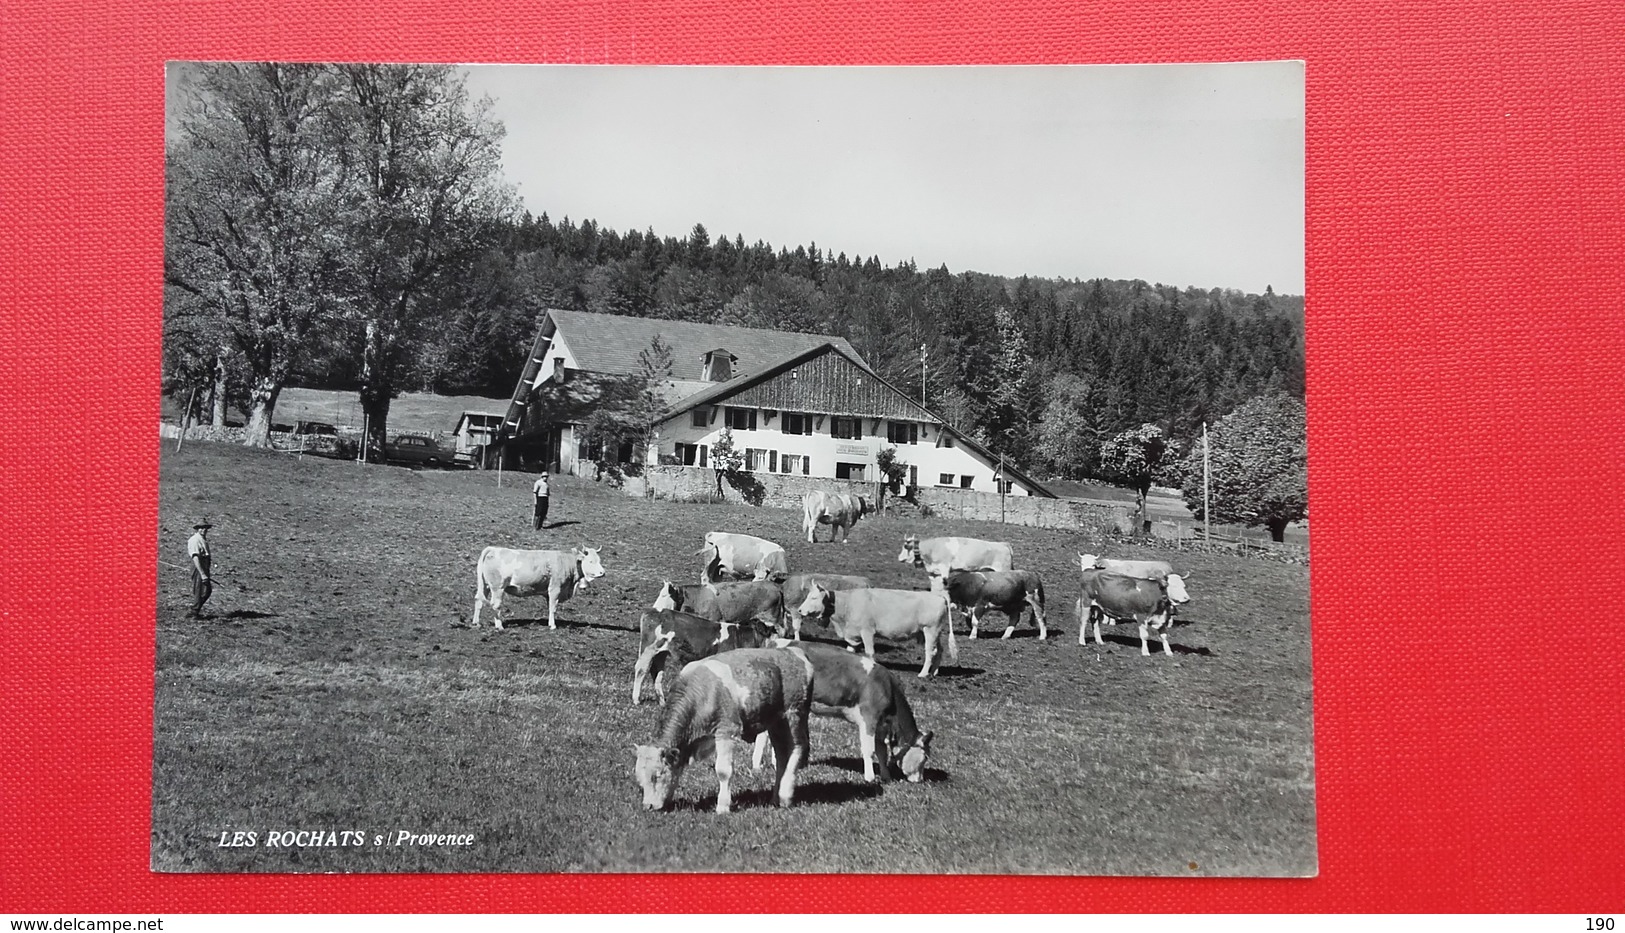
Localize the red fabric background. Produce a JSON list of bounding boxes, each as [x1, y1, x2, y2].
[[2, 0, 1621, 913]]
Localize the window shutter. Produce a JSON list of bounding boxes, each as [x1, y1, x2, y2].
[[750, 410, 758, 430], [699, 445, 708, 467], [802, 456, 810, 475], [769, 451, 778, 473]]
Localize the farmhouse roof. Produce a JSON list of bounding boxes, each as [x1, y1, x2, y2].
[[543, 309, 867, 381], [657, 342, 1057, 499], [453, 410, 505, 431]]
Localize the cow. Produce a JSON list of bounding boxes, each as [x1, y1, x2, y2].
[[632, 608, 775, 705], [699, 532, 789, 584], [942, 569, 1047, 640], [633, 647, 815, 814], [802, 491, 870, 544], [471, 546, 605, 630], [796, 583, 957, 678], [652, 579, 785, 635], [1079, 554, 1190, 606], [898, 535, 1015, 590], [752, 640, 934, 784], [779, 572, 872, 640], [1076, 568, 1176, 656]]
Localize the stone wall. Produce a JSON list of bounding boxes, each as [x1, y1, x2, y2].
[[159, 422, 355, 456], [626, 465, 1118, 533]]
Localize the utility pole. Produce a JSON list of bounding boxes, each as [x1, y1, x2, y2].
[[1202, 421, 1211, 545], [920, 343, 929, 408], [998, 452, 1006, 524]]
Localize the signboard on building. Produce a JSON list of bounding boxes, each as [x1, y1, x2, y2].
[[834, 443, 871, 458]]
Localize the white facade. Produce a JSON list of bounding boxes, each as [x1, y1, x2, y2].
[[653, 405, 1033, 496]]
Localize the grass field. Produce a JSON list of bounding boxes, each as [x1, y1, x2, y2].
[[153, 441, 1315, 875]]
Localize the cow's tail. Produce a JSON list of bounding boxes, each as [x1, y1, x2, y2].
[[940, 599, 959, 664], [471, 549, 490, 627]]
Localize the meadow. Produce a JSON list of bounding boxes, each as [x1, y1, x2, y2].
[[153, 441, 1315, 875]]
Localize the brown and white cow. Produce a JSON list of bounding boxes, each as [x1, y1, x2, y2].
[[753, 640, 934, 783], [1076, 568, 1177, 656], [898, 535, 1015, 590], [779, 572, 872, 640], [631, 608, 775, 705], [1079, 554, 1190, 606], [633, 647, 814, 814], [802, 490, 870, 544], [942, 568, 1047, 640], [653, 579, 785, 635], [471, 546, 605, 630], [700, 532, 789, 584], [796, 583, 957, 678]]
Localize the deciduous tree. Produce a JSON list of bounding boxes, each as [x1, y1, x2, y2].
[[1178, 394, 1307, 541], [1098, 422, 1169, 529]]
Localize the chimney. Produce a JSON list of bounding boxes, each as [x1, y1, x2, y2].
[[702, 349, 735, 382]]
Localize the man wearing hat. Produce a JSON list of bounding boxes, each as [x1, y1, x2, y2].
[[187, 519, 213, 618]]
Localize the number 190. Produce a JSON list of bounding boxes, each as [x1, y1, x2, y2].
[[1587, 919, 1614, 931]]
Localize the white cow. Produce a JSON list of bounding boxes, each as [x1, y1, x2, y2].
[[898, 535, 1014, 590], [802, 491, 870, 543], [472, 546, 605, 630], [700, 532, 788, 584]]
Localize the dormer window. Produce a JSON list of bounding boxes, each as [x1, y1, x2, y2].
[[702, 348, 736, 382], [553, 356, 568, 383]]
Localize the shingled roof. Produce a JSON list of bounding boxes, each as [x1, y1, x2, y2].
[[545, 309, 869, 381]]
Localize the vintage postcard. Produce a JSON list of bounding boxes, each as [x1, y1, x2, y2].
[[155, 61, 1310, 874]]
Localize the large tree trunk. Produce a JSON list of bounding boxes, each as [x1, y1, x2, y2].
[[1267, 517, 1288, 543], [358, 319, 397, 462], [360, 388, 392, 463], [242, 377, 282, 447], [211, 350, 230, 427], [1133, 483, 1149, 532]]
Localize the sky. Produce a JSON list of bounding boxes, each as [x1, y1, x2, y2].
[[460, 62, 1304, 295]]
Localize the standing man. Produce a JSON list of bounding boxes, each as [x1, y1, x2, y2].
[[532, 472, 550, 530], [187, 518, 213, 618]]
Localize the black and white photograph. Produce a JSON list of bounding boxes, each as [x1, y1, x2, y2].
[[156, 61, 1310, 875]]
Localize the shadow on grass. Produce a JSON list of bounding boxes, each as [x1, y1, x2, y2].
[[542, 520, 582, 530], [685, 780, 885, 812], [223, 609, 278, 619], [875, 659, 985, 679], [1095, 631, 1213, 657]]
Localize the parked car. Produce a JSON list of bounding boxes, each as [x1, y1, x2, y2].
[[294, 420, 338, 436], [382, 434, 452, 468]]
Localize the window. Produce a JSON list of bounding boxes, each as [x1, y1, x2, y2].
[[996, 479, 1014, 494], [676, 443, 708, 467], [746, 448, 775, 472], [691, 408, 709, 427], [781, 412, 812, 435], [836, 462, 867, 481], [781, 454, 809, 475], [960, 475, 974, 489], [725, 407, 757, 431], [938, 473, 956, 487], [831, 416, 862, 439], [887, 421, 918, 445]]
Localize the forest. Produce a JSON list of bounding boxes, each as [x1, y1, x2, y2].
[[164, 62, 1303, 501]]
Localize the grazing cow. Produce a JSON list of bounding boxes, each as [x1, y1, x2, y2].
[[653, 580, 785, 634], [753, 640, 934, 784], [1078, 554, 1190, 606], [779, 573, 872, 640], [1076, 569, 1176, 656], [472, 546, 605, 630], [796, 584, 957, 678], [802, 491, 870, 544], [700, 532, 789, 584], [942, 569, 1047, 640], [898, 535, 1015, 589], [633, 647, 814, 814], [632, 608, 774, 705]]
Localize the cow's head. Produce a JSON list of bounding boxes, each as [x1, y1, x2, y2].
[[1165, 573, 1190, 605], [1079, 553, 1102, 573], [797, 582, 834, 620], [893, 731, 933, 784], [897, 535, 920, 565], [652, 581, 682, 612], [575, 547, 606, 589], [633, 744, 683, 811]]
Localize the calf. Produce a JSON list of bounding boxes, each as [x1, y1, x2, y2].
[[472, 546, 605, 630], [779, 572, 871, 640], [753, 640, 934, 783], [633, 647, 815, 814], [943, 568, 1047, 640], [797, 584, 957, 678], [1076, 568, 1175, 656], [652, 579, 785, 635], [632, 608, 774, 705]]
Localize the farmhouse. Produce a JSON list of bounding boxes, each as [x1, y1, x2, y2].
[[499, 309, 1051, 497]]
